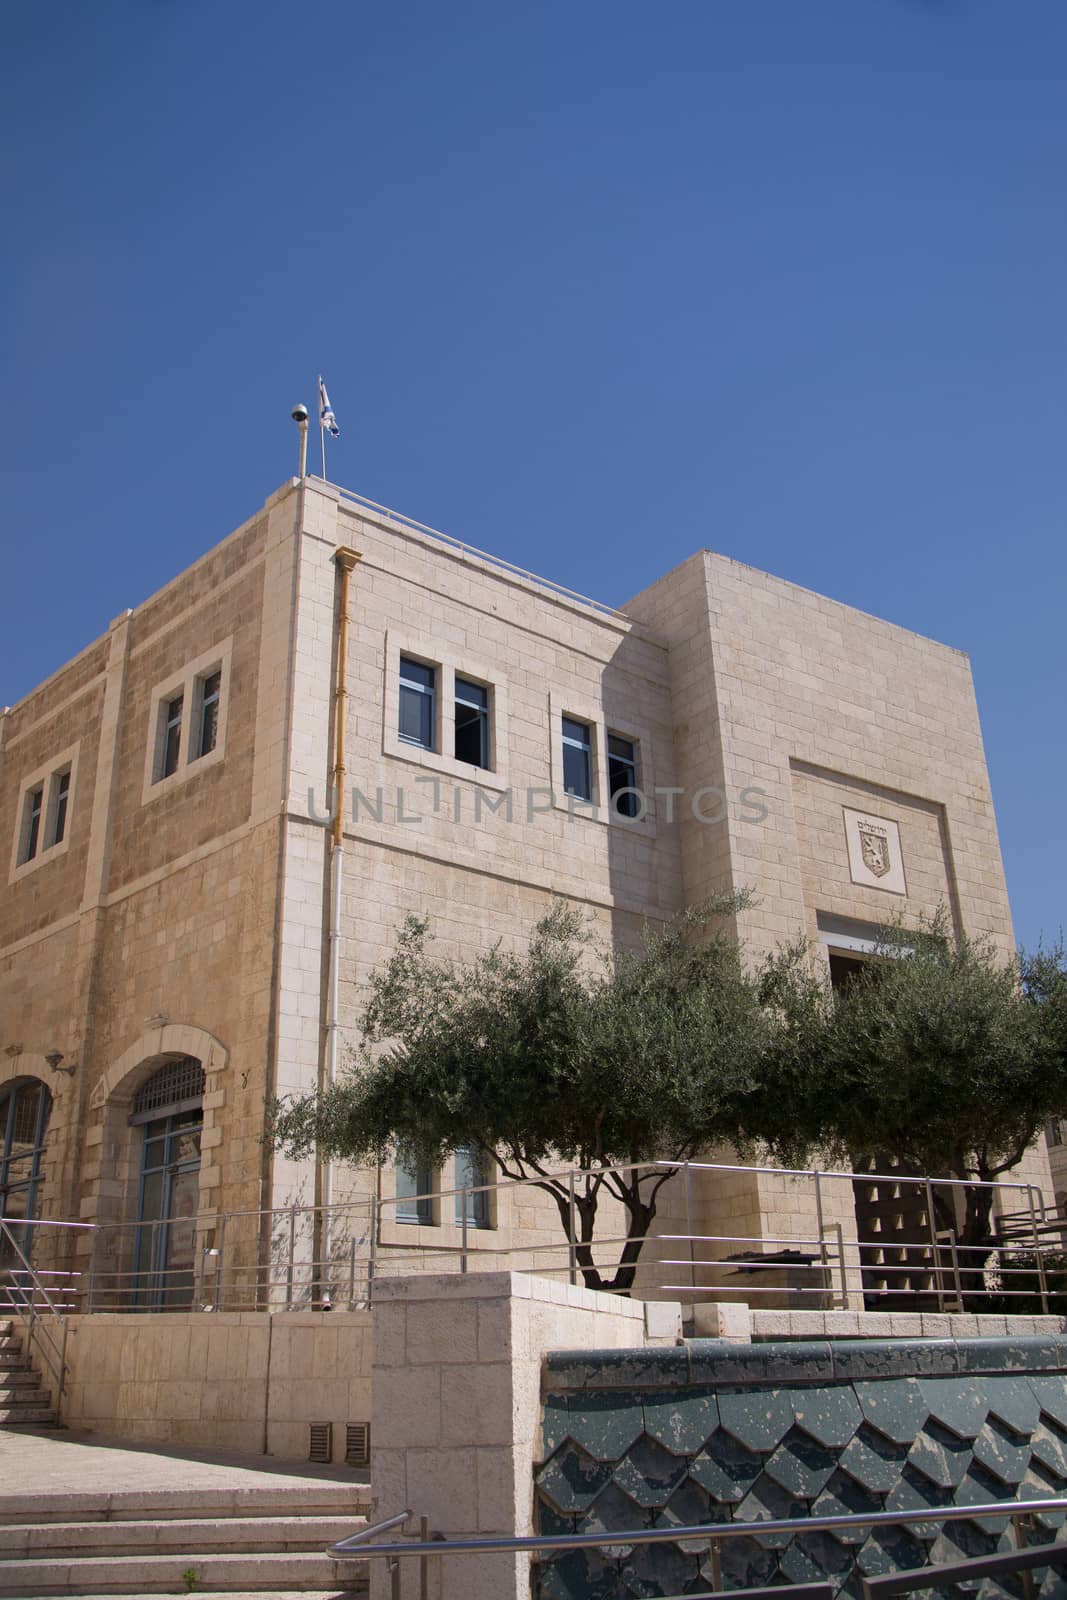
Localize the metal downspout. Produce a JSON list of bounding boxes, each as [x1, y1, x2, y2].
[[322, 544, 360, 1305]]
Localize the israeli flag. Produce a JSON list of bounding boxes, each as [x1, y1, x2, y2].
[[318, 376, 340, 438]]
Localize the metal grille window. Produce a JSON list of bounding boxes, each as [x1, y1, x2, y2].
[[562, 717, 593, 802], [196, 671, 221, 760], [345, 1422, 371, 1467], [0, 1080, 51, 1247], [608, 735, 639, 818], [133, 1058, 206, 1117], [454, 677, 489, 769], [308, 1422, 333, 1463], [398, 658, 436, 750]]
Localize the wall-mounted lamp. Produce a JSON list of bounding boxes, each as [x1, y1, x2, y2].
[[44, 1051, 77, 1077]]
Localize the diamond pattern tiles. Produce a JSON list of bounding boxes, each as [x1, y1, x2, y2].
[[535, 1365, 1067, 1599]]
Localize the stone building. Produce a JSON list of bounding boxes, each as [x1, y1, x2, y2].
[[0, 473, 1051, 1310]]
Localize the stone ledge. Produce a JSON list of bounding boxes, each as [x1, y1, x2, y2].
[[544, 1334, 1067, 1391]]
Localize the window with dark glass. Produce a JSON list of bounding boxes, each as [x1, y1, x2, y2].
[[561, 717, 592, 802], [0, 1081, 51, 1257], [50, 770, 71, 846], [196, 671, 221, 759], [608, 735, 639, 818], [395, 1151, 434, 1224], [454, 1147, 490, 1229], [398, 659, 436, 751], [454, 677, 489, 769], [21, 786, 43, 863], [160, 693, 184, 780]]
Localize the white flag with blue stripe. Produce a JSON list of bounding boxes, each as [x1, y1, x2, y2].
[[318, 376, 340, 438]]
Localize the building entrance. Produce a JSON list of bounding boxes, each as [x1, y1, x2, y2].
[[130, 1058, 204, 1309]]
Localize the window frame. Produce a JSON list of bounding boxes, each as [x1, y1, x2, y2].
[[142, 637, 233, 804], [547, 691, 655, 831], [398, 656, 438, 753], [9, 743, 81, 883], [454, 675, 490, 771], [382, 631, 510, 793]]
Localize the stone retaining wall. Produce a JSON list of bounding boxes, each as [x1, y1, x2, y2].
[[61, 1310, 372, 1463]]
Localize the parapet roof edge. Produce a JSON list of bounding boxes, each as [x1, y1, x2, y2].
[[326, 479, 645, 636]]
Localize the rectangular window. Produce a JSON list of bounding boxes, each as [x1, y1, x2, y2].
[[454, 677, 489, 769], [454, 1147, 490, 1229], [398, 658, 436, 751], [608, 735, 639, 818], [196, 671, 221, 760], [49, 769, 71, 846], [160, 693, 184, 780], [21, 786, 43, 864], [561, 716, 592, 802], [395, 1152, 434, 1225]]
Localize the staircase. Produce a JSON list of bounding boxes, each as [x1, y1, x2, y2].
[[0, 1317, 56, 1427], [0, 1481, 372, 1596]]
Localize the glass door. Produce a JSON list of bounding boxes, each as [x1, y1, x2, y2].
[[134, 1108, 202, 1309]]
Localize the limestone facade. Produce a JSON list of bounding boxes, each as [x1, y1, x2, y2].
[[0, 475, 1050, 1309]]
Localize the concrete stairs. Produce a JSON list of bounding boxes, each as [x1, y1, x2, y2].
[[0, 1319, 56, 1427], [0, 1482, 372, 1596]]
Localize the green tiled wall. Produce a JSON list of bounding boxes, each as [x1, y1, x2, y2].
[[535, 1336, 1067, 1598]]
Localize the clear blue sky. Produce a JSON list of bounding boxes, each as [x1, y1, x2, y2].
[[4, 1, 1065, 950]]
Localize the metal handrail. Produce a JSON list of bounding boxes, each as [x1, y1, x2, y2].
[[0, 1218, 70, 1406], [329, 1495, 1067, 1561]]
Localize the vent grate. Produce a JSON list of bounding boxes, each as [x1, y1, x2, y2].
[[346, 1421, 371, 1467], [308, 1421, 333, 1463]]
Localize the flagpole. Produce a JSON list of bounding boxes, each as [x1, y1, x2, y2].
[[318, 374, 326, 478]]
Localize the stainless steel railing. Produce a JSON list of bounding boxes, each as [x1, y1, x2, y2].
[[328, 1496, 1067, 1600], [0, 1216, 93, 1404], [8, 1156, 1063, 1316]]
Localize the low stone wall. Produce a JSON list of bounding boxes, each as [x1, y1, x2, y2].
[[61, 1310, 372, 1463], [537, 1335, 1067, 1597]]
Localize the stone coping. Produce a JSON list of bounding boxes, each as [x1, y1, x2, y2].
[[544, 1334, 1067, 1391]]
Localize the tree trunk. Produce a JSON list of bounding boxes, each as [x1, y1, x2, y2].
[[539, 1180, 657, 1294]]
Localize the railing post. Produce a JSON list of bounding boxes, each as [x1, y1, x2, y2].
[[420, 1514, 430, 1600], [86, 1225, 98, 1314], [925, 1178, 945, 1312], [1011, 1513, 1037, 1600], [286, 1205, 296, 1310], [834, 1223, 848, 1309], [1027, 1187, 1049, 1314], [348, 1237, 357, 1310], [367, 1195, 378, 1310], [684, 1162, 696, 1294], [814, 1169, 829, 1305], [567, 1171, 577, 1287], [460, 1189, 469, 1274], [214, 1215, 227, 1312]]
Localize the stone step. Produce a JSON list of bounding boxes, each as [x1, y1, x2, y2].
[[0, 1514, 366, 1559], [0, 1406, 57, 1426], [0, 1550, 368, 1596], [0, 1485, 371, 1526], [0, 1370, 42, 1389]]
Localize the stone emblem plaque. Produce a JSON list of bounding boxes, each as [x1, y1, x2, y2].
[[843, 807, 906, 895]]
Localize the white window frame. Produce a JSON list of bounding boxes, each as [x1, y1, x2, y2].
[[141, 637, 234, 805], [382, 630, 510, 792], [9, 742, 81, 884], [547, 690, 656, 832]]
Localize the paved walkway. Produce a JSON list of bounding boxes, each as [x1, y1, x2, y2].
[[0, 1425, 362, 1497]]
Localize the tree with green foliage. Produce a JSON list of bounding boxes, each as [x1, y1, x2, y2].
[[271, 895, 813, 1292], [806, 918, 1067, 1280]]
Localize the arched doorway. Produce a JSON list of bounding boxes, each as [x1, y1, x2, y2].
[[0, 1078, 52, 1264], [131, 1058, 204, 1309]]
